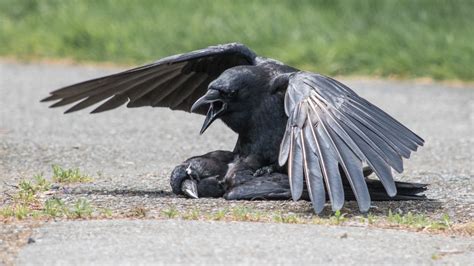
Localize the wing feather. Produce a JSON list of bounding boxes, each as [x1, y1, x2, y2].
[[279, 72, 424, 213], [288, 128, 304, 201], [302, 120, 326, 213], [42, 43, 257, 114], [326, 126, 371, 212], [342, 104, 412, 158], [278, 122, 292, 166], [313, 112, 345, 210]]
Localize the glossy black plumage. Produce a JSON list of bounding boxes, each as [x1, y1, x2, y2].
[[42, 43, 425, 213]]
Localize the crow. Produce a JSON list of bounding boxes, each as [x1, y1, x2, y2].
[[42, 43, 426, 213]]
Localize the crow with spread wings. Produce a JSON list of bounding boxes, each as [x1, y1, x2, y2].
[[42, 43, 426, 213]]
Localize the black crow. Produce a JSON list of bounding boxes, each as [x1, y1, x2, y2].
[[42, 43, 426, 213]]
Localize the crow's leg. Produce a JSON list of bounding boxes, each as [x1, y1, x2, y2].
[[221, 154, 267, 189], [170, 150, 235, 198], [253, 163, 285, 177]]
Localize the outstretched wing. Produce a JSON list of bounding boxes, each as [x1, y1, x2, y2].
[[278, 72, 424, 213], [42, 43, 257, 114]]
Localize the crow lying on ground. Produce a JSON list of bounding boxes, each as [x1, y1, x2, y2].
[[42, 43, 426, 213]]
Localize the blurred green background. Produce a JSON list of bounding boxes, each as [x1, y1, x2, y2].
[[1, 0, 472, 80]]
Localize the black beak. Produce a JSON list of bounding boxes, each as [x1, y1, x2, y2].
[[181, 179, 199, 199], [191, 90, 227, 134]]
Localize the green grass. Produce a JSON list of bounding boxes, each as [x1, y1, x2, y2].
[[387, 210, 451, 230], [0, 177, 466, 235], [43, 198, 67, 217], [68, 198, 93, 218], [182, 209, 201, 220], [52, 165, 92, 183], [329, 210, 348, 225], [162, 207, 179, 218], [273, 212, 301, 224], [0, 167, 98, 220], [0, 0, 472, 80]]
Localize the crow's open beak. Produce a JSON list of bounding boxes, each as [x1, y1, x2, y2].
[[191, 90, 227, 134], [181, 179, 199, 199]]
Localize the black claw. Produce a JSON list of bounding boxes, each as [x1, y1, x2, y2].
[[253, 165, 278, 177]]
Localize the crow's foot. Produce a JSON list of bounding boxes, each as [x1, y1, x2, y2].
[[253, 164, 281, 177]]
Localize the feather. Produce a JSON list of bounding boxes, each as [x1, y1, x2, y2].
[[303, 116, 326, 213], [343, 104, 412, 158], [326, 127, 371, 212], [44, 43, 257, 115], [90, 94, 129, 113], [340, 122, 397, 196], [278, 122, 292, 166], [306, 98, 371, 211], [281, 71, 423, 212], [288, 127, 304, 200], [53, 64, 181, 110], [168, 75, 211, 108]]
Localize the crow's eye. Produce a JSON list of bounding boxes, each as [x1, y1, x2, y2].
[[227, 90, 237, 98]]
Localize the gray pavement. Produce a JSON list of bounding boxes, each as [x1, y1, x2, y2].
[[1, 61, 473, 264], [17, 219, 474, 265]]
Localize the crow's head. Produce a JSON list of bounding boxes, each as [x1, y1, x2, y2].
[[191, 66, 268, 134]]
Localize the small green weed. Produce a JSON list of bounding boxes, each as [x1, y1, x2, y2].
[[387, 210, 451, 230], [228, 207, 262, 222], [99, 208, 113, 218], [162, 207, 178, 218], [1, 174, 52, 219], [34, 174, 52, 191], [68, 198, 93, 218], [16, 175, 50, 203], [273, 212, 301, 224], [44, 198, 67, 218], [0, 204, 30, 219], [52, 165, 92, 183], [182, 209, 200, 220], [231, 207, 251, 221], [212, 209, 228, 221], [367, 213, 377, 224], [330, 210, 348, 225]]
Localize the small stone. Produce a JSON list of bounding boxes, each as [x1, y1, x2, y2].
[[339, 233, 348, 239]]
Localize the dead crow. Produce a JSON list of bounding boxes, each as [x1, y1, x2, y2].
[[42, 43, 426, 213]]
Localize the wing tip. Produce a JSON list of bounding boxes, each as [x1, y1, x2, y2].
[[63, 108, 75, 114], [387, 188, 398, 198], [89, 108, 102, 114], [41, 95, 59, 102], [311, 201, 326, 214], [49, 101, 66, 108], [64, 105, 82, 114], [278, 155, 288, 167], [330, 201, 345, 212], [357, 200, 371, 213]]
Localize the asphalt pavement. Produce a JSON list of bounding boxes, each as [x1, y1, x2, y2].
[[1, 61, 473, 264], [17, 220, 474, 265]]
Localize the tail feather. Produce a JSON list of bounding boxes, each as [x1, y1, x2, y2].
[[344, 178, 428, 201]]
